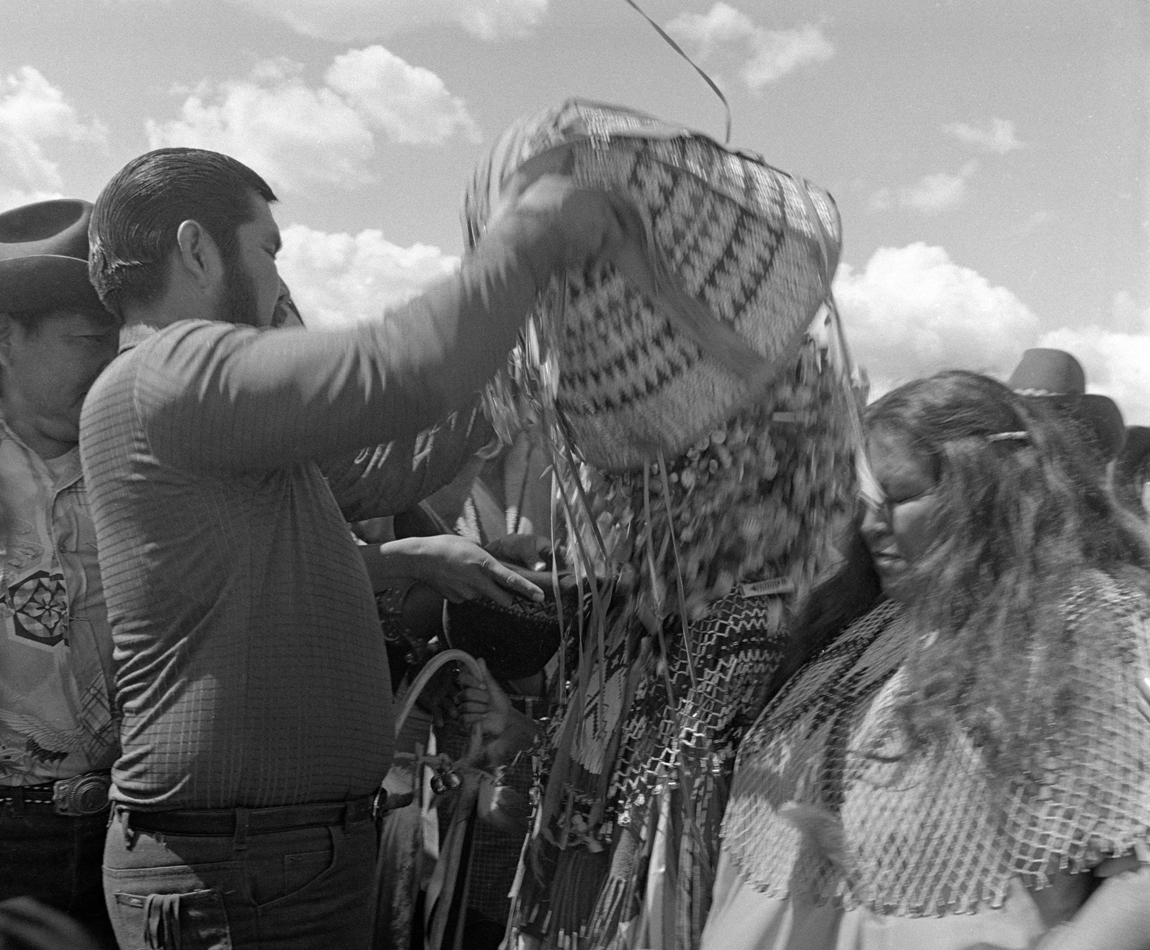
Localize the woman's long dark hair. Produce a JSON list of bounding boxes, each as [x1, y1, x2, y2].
[[769, 520, 883, 701], [862, 371, 1150, 776]]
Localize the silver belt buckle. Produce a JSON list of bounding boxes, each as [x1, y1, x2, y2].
[[52, 772, 111, 817]]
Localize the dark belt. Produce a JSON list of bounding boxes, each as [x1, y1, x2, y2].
[[124, 793, 377, 837], [0, 783, 56, 805], [0, 773, 111, 816]]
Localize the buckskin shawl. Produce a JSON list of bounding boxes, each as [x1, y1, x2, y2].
[[722, 574, 1150, 920]]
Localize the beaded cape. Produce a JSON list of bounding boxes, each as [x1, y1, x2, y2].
[[722, 576, 1150, 917]]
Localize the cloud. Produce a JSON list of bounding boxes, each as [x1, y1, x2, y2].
[[233, 0, 548, 43], [833, 243, 1040, 398], [146, 48, 479, 193], [325, 47, 479, 145], [943, 117, 1024, 154], [147, 66, 375, 193], [667, 3, 833, 93], [743, 23, 835, 89], [277, 222, 459, 329], [0, 66, 107, 204], [667, 3, 759, 60], [1035, 294, 1150, 425], [0, 187, 66, 213], [868, 161, 978, 215], [867, 120, 1019, 218]]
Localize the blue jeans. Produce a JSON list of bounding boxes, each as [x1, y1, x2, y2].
[[104, 806, 378, 950], [0, 802, 115, 948]]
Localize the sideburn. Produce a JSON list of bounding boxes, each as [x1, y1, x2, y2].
[[220, 245, 259, 328]]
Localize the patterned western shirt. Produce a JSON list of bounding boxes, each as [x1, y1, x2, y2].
[[0, 418, 117, 783]]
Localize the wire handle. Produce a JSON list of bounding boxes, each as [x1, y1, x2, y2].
[[393, 648, 484, 740], [621, 0, 732, 144]]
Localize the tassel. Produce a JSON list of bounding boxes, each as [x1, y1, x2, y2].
[[779, 802, 849, 874], [585, 827, 640, 943], [549, 847, 612, 948]]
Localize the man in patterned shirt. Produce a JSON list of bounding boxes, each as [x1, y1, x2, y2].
[[0, 199, 121, 947], [79, 147, 630, 949]]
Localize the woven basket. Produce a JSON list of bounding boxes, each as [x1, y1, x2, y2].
[[465, 99, 842, 472]]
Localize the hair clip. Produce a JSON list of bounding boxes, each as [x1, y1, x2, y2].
[[986, 431, 1029, 443]]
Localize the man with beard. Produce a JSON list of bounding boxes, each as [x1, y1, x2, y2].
[[0, 199, 120, 948], [79, 148, 631, 950]]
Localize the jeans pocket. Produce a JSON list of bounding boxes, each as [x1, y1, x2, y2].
[[252, 828, 341, 911], [283, 850, 333, 900], [112, 888, 232, 950]]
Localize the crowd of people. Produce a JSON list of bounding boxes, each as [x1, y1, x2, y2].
[[0, 143, 1147, 950]]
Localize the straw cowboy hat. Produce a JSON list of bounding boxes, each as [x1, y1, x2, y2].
[[1008, 348, 1125, 460], [0, 199, 107, 314]]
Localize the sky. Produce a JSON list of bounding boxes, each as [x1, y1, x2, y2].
[[3, 0, 1149, 419]]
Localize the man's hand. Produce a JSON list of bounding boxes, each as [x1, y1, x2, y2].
[[456, 657, 512, 740], [397, 534, 543, 607], [485, 533, 552, 571], [487, 168, 652, 290]]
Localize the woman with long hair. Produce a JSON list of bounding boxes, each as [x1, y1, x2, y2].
[[701, 370, 1150, 949]]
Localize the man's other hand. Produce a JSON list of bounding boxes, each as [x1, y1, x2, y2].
[[402, 534, 543, 607]]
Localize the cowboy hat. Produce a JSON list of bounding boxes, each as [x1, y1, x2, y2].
[[1008, 348, 1125, 460], [0, 199, 107, 315], [1119, 426, 1150, 477]]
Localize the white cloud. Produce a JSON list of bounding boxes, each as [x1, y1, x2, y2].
[[899, 162, 976, 213], [869, 161, 978, 215], [1035, 294, 1150, 424], [0, 66, 107, 200], [668, 2, 758, 60], [277, 223, 459, 329], [943, 117, 1024, 154], [0, 190, 63, 213], [147, 73, 376, 194], [833, 243, 1040, 399], [234, 0, 548, 43], [667, 3, 833, 93], [325, 47, 479, 145], [147, 48, 479, 193], [743, 23, 835, 89], [867, 120, 1019, 218]]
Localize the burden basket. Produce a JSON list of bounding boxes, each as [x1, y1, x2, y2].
[[465, 99, 843, 472]]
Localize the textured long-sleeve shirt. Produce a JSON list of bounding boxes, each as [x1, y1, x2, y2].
[[79, 233, 551, 809]]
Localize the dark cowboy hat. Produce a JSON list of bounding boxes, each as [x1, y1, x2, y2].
[[1007, 348, 1126, 461], [1119, 426, 1150, 477], [0, 199, 107, 315]]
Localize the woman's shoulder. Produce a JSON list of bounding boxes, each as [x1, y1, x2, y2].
[[1060, 567, 1150, 633]]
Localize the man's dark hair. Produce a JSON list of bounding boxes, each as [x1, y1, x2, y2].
[[88, 148, 276, 317]]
